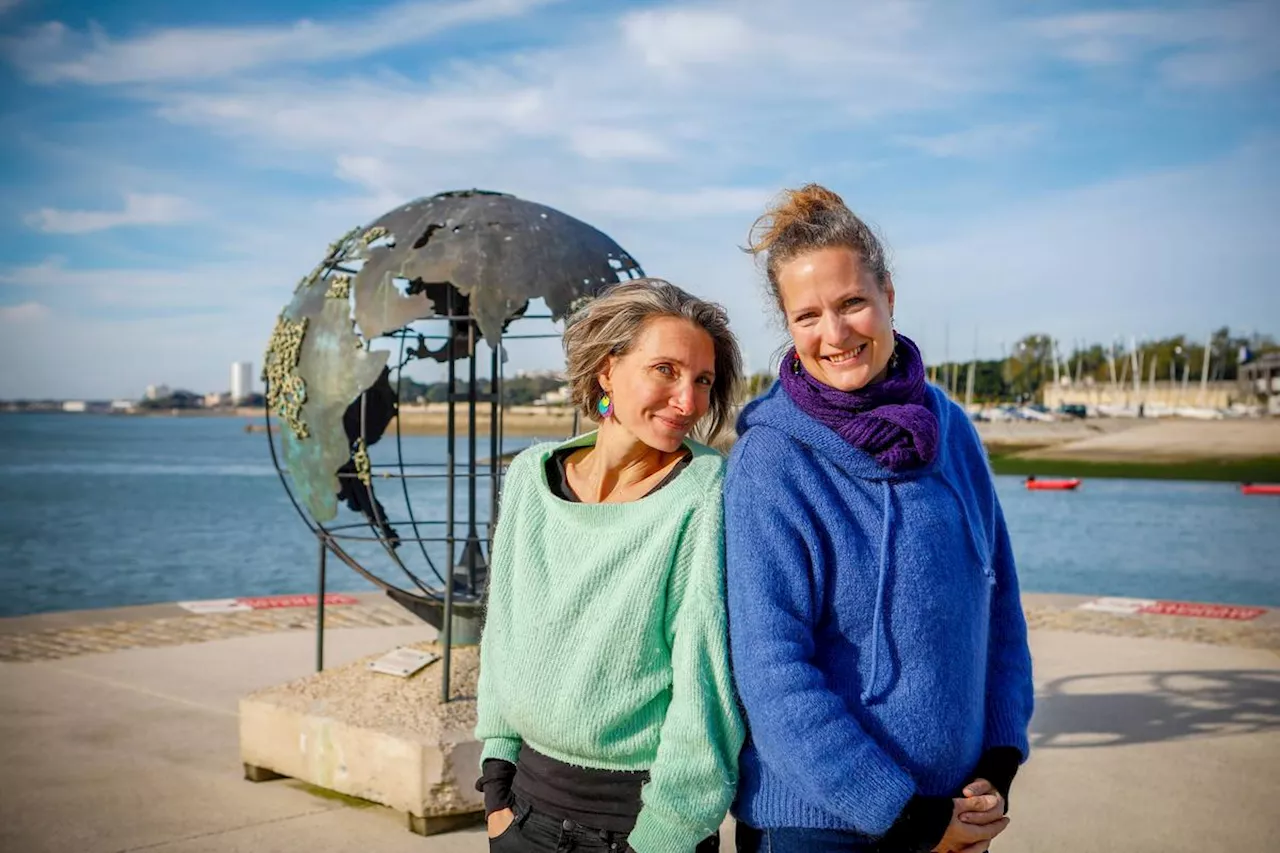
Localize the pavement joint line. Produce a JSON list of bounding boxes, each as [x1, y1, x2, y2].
[[0, 601, 425, 663], [43, 665, 237, 718], [3, 597, 1276, 664], [112, 805, 341, 853]]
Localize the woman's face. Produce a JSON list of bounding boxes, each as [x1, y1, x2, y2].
[[776, 246, 896, 392], [599, 316, 716, 452]]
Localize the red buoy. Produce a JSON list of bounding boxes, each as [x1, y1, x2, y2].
[[1241, 483, 1280, 496], [1025, 477, 1082, 491]]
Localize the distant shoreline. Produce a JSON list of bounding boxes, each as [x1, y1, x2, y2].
[[6, 408, 1279, 481]]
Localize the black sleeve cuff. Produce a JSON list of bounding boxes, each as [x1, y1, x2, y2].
[[971, 746, 1023, 810], [877, 794, 953, 853], [475, 758, 517, 816]]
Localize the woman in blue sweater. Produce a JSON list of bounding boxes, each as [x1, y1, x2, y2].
[[725, 185, 1034, 853]]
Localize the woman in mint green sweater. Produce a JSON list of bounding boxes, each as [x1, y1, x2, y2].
[[475, 279, 745, 853]]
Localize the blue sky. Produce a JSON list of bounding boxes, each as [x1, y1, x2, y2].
[[0, 0, 1277, 399]]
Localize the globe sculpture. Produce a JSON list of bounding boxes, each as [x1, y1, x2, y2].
[[262, 189, 644, 699]]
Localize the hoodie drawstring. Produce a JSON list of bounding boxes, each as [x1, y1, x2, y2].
[[862, 481, 896, 704], [939, 476, 997, 588]]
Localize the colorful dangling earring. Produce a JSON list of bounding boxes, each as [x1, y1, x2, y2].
[[597, 393, 613, 419]]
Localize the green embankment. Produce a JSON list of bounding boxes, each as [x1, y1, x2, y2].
[[986, 452, 1280, 483]]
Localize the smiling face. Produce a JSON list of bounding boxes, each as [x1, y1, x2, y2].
[[599, 315, 717, 452], [776, 246, 896, 392]]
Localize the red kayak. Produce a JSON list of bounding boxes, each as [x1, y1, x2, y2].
[[1241, 483, 1280, 496], [1025, 477, 1082, 491]]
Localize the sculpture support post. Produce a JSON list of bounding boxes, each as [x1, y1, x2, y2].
[[466, 322, 479, 593], [443, 289, 457, 702], [489, 344, 500, 549], [316, 534, 327, 672]]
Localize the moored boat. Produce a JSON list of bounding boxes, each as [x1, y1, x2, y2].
[[1240, 483, 1280, 496], [1025, 476, 1082, 491]]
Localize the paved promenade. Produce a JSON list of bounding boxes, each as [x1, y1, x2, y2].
[[1, 593, 1277, 852]]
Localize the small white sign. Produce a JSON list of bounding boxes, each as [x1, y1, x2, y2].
[[1079, 597, 1157, 615], [178, 598, 252, 614], [368, 647, 440, 678]]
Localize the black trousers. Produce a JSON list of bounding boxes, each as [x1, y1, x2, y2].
[[490, 797, 721, 853]]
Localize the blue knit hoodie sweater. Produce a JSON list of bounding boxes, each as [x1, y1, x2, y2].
[[725, 382, 1034, 836]]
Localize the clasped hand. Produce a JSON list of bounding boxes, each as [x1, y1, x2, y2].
[[931, 778, 1009, 853]]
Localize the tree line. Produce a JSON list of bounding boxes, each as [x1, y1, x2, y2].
[[738, 327, 1277, 405], [397, 374, 567, 406]]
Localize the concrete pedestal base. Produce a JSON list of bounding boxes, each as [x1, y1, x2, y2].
[[239, 642, 484, 836]]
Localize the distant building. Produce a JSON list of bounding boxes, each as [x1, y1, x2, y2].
[[110, 400, 134, 412], [515, 369, 565, 381], [62, 401, 87, 413], [533, 385, 572, 406], [231, 361, 254, 403], [204, 391, 230, 408], [144, 384, 170, 401], [1239, 352, 1280, 407]]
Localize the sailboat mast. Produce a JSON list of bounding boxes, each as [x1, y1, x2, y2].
[[1198, 333, 1212, 406], [965, 328, 977, 410]]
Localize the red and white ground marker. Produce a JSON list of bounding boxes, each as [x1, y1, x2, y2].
[[176, 598, 252, 615], [1078, 596, 1266, 621], [178, 593, 359, 614]]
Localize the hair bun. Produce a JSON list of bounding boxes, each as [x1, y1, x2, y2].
[[749, 183, 849, 255], [744, 182, 890, 303], [783, 184, 847, 218]]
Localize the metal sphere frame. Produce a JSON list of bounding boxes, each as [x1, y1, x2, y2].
[[264, 190, 644, 700]]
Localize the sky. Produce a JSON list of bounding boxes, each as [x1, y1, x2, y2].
[[0, 0, 1277, 400]]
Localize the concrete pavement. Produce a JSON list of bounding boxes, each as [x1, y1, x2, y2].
[[1, 617, 1277, 852]]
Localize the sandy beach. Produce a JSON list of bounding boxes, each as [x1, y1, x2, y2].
[[998, 417, 1280, 462]]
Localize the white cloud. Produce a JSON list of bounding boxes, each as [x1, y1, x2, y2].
[[0, 301, 50, 322], [1032, 2, 1280, 87], [1161, 46, 1280, 89], [156, 81, 550, 155], [137, 0, 1023, 193], [568, 127, 671, 161], [896, 122, 1044, 159], [621, 9, 756, 70], [571, 186, 773, 220], [0, 256, 291, 310], [2, 0, 560, 84], [24, 193, 197, 234]]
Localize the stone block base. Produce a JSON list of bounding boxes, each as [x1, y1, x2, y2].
[[239, 642, 484, 835]]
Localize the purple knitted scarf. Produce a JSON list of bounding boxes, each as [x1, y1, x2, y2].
[[778, 333, 939, 472]]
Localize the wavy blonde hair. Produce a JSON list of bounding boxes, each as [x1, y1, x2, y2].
[[561, 278, 742, 443]]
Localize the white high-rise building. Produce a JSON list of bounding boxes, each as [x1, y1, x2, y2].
[[231, 361, 254, 403]]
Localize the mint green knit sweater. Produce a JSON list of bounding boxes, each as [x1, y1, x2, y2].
[[475, 433, 743, 853]]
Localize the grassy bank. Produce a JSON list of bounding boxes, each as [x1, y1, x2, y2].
[[987, 453, 1280, 483]]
